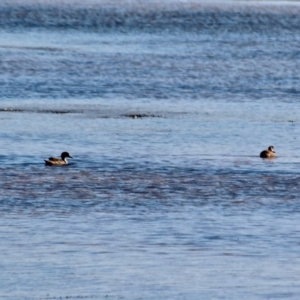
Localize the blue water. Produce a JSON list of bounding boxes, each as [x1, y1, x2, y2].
[[1, 1, 300, 299]]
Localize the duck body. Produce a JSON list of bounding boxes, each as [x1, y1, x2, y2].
[[260, 146, 276, 158], [45, 152, 73, 166]]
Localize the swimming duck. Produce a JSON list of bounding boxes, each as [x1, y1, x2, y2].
[[44, 151, 73, 166], [260, 146, 276, 158]]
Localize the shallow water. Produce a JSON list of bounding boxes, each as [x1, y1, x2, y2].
[[1, 1, 300, 299]]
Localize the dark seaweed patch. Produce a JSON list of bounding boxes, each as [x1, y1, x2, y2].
[[0, 109, 165, 118], [122, 113, 163, 119], [0, 108, 83, 114], [0, 108, 24, 112], [37, 109, 83, 114]]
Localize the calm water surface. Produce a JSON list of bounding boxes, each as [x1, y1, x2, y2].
[[1, 1, 300, 299]]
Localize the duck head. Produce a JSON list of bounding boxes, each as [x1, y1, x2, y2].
[[61, 152, 73, 159]]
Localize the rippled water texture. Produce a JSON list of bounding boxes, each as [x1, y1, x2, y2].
[[1, 1, 300, 299]]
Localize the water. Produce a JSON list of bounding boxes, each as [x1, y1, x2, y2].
[[1, 1, 300, 299]]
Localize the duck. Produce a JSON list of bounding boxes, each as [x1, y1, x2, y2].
[[260, 146, 276, 158], [44, 151, 73, 166]]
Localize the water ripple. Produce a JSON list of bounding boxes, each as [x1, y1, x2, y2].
[[1, 164, 299, 214]]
